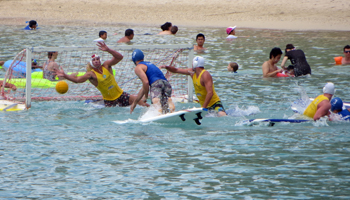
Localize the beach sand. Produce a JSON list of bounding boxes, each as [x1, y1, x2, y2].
[[0, 0, 349, 31]]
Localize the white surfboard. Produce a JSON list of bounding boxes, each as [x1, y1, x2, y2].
[[139, 107, 207, 125], [0, 100, 26, 111], [112, 107, 207, 125]]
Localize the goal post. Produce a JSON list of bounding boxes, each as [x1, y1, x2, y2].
[[2, 44, 194, 108]]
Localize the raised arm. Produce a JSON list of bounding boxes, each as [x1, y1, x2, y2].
[[97, 42, 123, 67]]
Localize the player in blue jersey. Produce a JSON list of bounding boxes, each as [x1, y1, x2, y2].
[[330, 97, 350, 120], [130, 49, 175, 114]]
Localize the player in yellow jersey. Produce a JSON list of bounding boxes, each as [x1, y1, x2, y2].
[[161, 56, 226, 116], [55, 42, 149, 108], [303, 82, 334, 121]]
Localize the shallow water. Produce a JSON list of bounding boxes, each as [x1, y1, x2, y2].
[[1, 25, 350, 199]]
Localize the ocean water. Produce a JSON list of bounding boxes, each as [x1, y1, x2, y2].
[[0, 25, 350, 199]]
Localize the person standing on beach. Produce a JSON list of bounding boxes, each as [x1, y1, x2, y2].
[[280, 44, 311, 77], [304, 82, 334, 121], [158, 22, 172, 35], [55, 42, 149, 108], [117, 29, 134, 43], [130, 49, 175, 114], [161, 56, 227, 117], [262, 47, 284, 77], [193, 33, 206, 51]]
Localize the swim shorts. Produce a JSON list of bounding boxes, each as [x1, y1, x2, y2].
[[104, 92, 130, 107], [207, 101, 226, 113], [150, 79, 172, 112]]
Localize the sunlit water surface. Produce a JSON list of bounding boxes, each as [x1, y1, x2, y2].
[[0, 25, 350, 199]]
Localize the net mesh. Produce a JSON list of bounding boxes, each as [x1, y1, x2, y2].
[[1, 45, 192, 105]]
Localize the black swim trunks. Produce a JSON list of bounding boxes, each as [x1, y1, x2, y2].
[[104, 92, 130, 107], [207, 101, 226, 113]]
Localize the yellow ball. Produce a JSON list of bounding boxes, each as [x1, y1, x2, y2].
[[56, 81, 69, 94]]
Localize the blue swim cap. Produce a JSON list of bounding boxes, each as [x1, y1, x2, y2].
[[132, 49, 144, 64], [331, 97, 343, 112]]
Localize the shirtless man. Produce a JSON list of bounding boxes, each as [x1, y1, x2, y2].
[[193, 33, 206, 51], [55, 42, 149, 108], [161, 56, 227, 117], [158, 22, 172, 35], [304, 82, 334, 121], [262, 47, 284, 77], [117, 29, 134, 43], [339, 45, 350, 65]]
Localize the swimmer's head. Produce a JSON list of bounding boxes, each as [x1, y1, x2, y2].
[[331, 97, 343, 112], [90, 54, 102, 68], [192, 56, 205, 69], [323, 82, 335, 95], [132, 49, 144, 64], [285, 44, 295, 53], [29, 20, 37, 29], [99, 31, 107, 40], [269, 47, 283, 59], [226, 26, 236, 35], [161, 22, 172, 31], [228, 62, 239, 72]]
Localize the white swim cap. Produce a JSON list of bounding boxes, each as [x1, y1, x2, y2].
[[90, 54, 101, 68], [192, 56, 205, 69], [323, 82, 335, 95]]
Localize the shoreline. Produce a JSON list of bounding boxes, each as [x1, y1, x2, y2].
[[0, 0, 349, 31]]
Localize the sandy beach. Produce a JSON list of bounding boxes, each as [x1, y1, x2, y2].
[[0, 0, 349, 31]]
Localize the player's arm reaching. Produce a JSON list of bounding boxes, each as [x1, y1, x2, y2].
[[160, 65, 194, 77], [130, 64, 149, 114], [97, 42, 123, 69], [55, 68, 94, 83]]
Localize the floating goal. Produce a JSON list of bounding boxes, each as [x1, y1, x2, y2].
[[0, 44, 194, 108]]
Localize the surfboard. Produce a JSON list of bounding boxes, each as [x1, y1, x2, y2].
[[139, 107, 207, 125], [0, 100, 26, 111], [112, 107, 208, 125], [246, 118, 310, 126]]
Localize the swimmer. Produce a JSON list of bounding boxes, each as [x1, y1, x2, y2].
[[55, 42, 149, 108], [117, 29, 134, 43], [43, 52, 60, 81], [161, 56, 227, 117], [262, 47, 284, 77], [281, 44, 311, 77], [227, 62, 239, 73], [24, 20, 37, 30], [130, 49, 175, 114], [171, 26, 178, 35], [158, 22, 172, 35], [193, 33, 206, 51], [330, 97, 350, 120], [226, 26, 237, 39], [94, 31, 107, 42], [334, 45, 350, 65], [304, 82, 334, 121]]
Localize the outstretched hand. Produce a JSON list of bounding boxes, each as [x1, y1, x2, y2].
[[54, 66, 65, 78], [97, 41, 109, 52]]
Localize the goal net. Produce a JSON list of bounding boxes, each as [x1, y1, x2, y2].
[[0, 45, 194, 108]]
